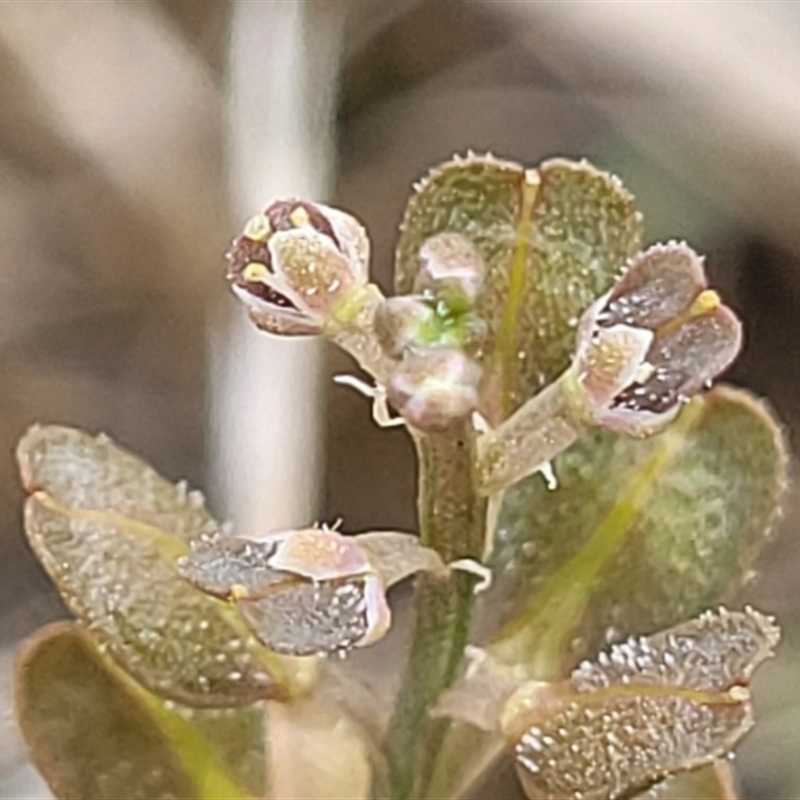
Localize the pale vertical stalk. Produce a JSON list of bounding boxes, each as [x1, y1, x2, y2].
[[211, 0, 345, 535]]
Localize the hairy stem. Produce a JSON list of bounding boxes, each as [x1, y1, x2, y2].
[[477, 378, 584, 495], [325, 284, 397, 384], [383, 424, 487, 800]]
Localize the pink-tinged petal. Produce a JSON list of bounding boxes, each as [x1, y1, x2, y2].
[[226, 199, 370, 336], [386, 347, 483, 432], [601, 242, 707, 330], [268, 228, 362, 316], [414, 232, 486, 304], [571, 242, 742, 434], [320, 204, 371, 286], [357, 574, 392, 647], [267, 528, 371, 582], [578, 324, 654, 408], [230, 283, 322, 336], [613, 306, 742, 416]]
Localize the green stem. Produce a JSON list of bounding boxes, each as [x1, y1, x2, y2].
[[383, 424, 487, 800]]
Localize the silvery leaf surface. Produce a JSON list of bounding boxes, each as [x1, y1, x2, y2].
[[17, 425, 311, 706]]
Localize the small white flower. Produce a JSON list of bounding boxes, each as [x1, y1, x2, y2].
[[226, 200, 370, 336], [570, 242, 742, 436]]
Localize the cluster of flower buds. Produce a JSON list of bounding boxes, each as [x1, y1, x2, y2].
[[226, 200, 370, 335], [226, 201, 739, 447], [180, 526, 445, 657], [376, 233, 488, 432], [227, 203, 489, 433], [566, 241, 742, 437]]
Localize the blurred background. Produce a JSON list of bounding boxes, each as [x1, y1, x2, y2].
[[1, 1, 800, 797]]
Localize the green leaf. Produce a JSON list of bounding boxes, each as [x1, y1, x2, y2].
[[511, 607, 774, 800], [395, 154, 642, 418], [488, 386, 787, 678], [15, 623, 265, 800], [17, 424, 218, 545], [633, 761, 738, 799], [17, 425, 315, 707]]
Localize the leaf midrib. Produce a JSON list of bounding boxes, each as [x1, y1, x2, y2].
[[490, 398, 708, 676]]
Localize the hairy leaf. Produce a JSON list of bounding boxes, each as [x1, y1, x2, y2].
[[17, 425, 218, 544], [515, 687, 749, 800], [180, 529, 442, 656], [15, 623, 265, 800], [570, 606, 779, 695], [431, 609, 770, 800], [17, 425, 314, 706], [488, 387, 787, 678], [395, 154, 642, 418], [181, 534, 382, 657], [513, 608, 773, 800]]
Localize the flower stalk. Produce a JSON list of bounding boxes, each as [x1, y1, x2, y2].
[[385, 424, 488, 800]]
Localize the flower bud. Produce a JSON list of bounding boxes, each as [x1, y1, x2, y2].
[[386, 347, 483, 432], [180, 527, 390, 656], [226, 200, 370, 335], [413, 232, 486, 308], [374, 296, 437, 358], [570, 242, 742, 436], [375, 293, 489, 361]]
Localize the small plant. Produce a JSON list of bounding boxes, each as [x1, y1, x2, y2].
[[14, 154, 788, 800]]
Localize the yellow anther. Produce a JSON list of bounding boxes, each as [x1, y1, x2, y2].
[[242, 262, 270, 283], [289, 205, 311, 228], [243, 213, 272, 241], [689, 289, 721, 317], [230, 583, 250, 600], [658, 289, 722, 336]]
